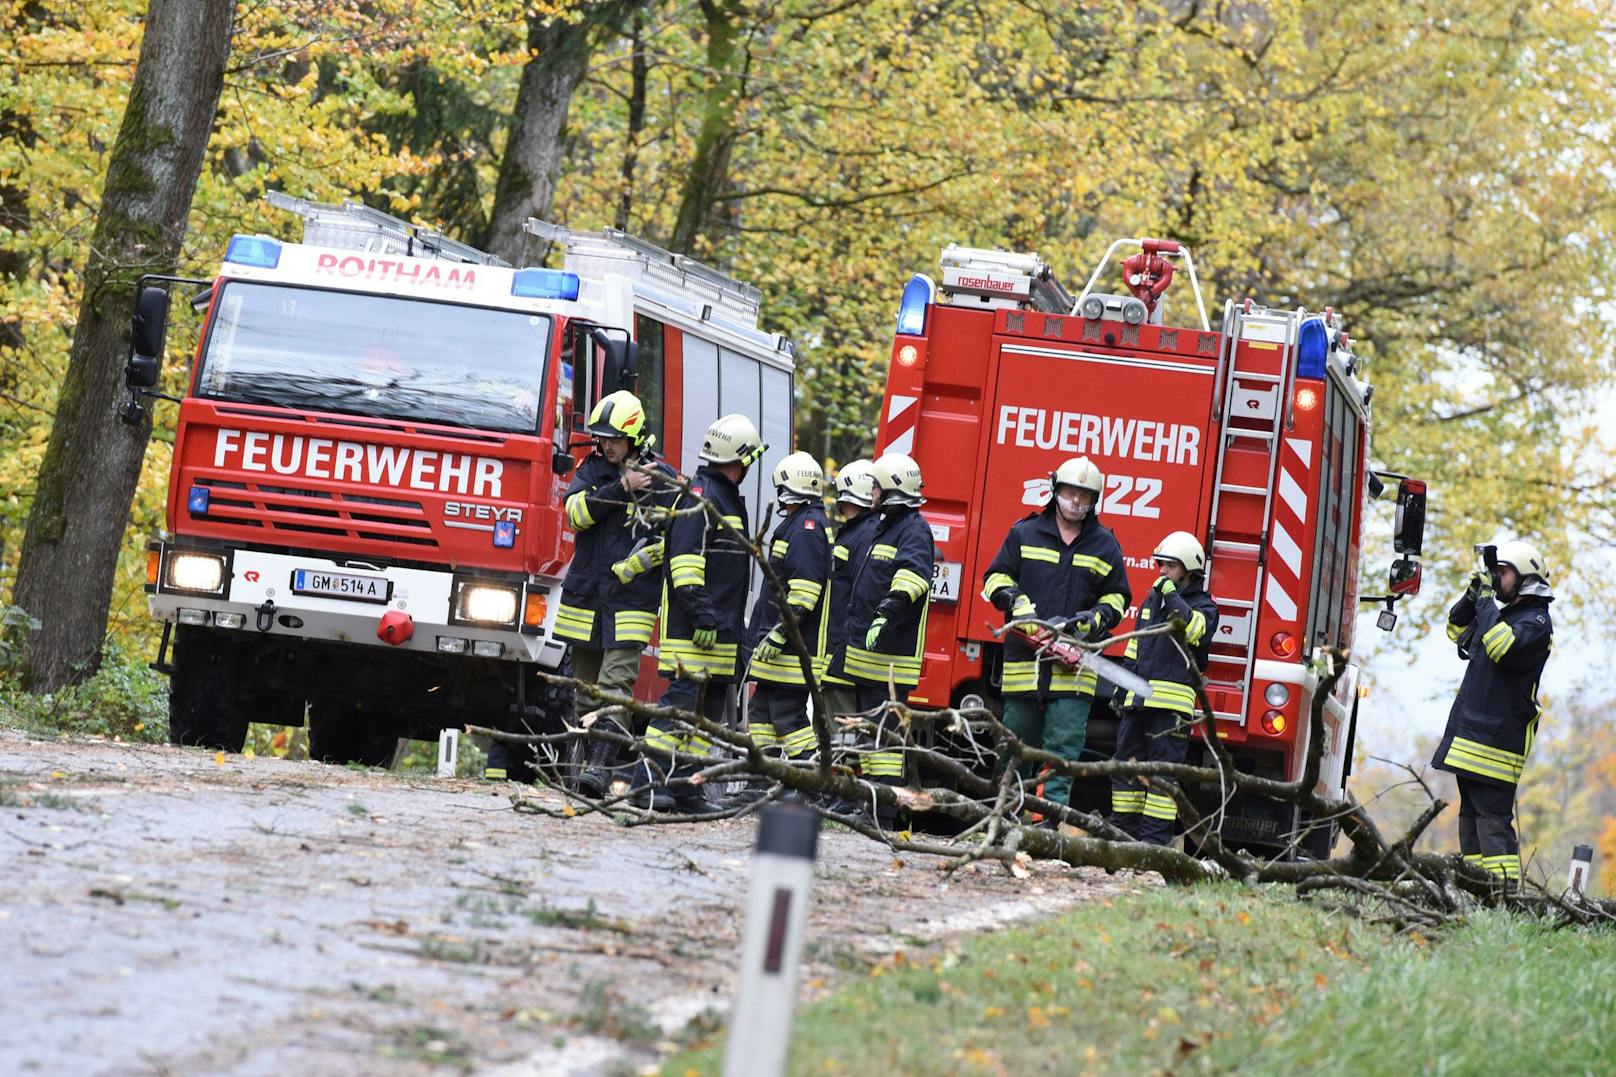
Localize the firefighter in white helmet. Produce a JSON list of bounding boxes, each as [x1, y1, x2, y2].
[[745, 451, 833, 762], [842, 452, 934, 819], [1431, 539, 1554, 885], [981, 456, 1131, 821], [635, 414, 767, 813], [821, 460, 880, 724], [1108, 530, 1219, 845]]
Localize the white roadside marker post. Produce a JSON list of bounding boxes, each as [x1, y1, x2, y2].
[[437, 728, 459, 778], [723, 800, 820, 1077], [1567, 843, 1594, 897]]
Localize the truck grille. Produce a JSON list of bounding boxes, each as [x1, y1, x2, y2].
[[196, 478, 438, 548]]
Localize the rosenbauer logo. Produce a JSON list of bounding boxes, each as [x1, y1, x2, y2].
[[314, 252, 477, 290], [956, 275, 1019, 293], [211, 428, 504, 497]]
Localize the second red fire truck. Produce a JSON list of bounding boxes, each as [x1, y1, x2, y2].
[[875, 238, 1426, 855]]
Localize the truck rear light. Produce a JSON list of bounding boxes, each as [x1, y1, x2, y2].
[[187, 485, 210, 514], [1294, 386, 1319, 411], [146, 550, 160, 587], [895, 344, 920, 368], [472, 641, 504, 658], [224, 234, 282, 268], [895, 273, 935, 336], [165, 551, 227, 594], [214, 612, 246, 629], [453, 582, 519, 626], [437, 636, 468, 654], [1270, 631, 1298, 658], [177, 609, 210, 626], [523, 592, 547, 628], [1260, 710, 1287, 735], [1263, 682, 1291, 707]]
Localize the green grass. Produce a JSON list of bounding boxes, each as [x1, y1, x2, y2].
[[664, 886, 1616, 1075]]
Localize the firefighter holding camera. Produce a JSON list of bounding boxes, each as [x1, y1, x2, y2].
[[1109, 531, 1219, 846], [981, 456, 1130, 818], [1432, 540, 1554, 885]]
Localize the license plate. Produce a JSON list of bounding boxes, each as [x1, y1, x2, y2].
[[931, 561, 963, 603], [292, 569, 391, 604]]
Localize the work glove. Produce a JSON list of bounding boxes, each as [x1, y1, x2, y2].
[[692, 625, 718, 651], [752, 627, 787, 665], [1154, 574, 1177, 596], [1062, 610, 1099, 638], [1010, 593, 1036, 621], [865, 616, 888, 650], [612, 550, 652, 585], [1462, 571, 1484, 603]]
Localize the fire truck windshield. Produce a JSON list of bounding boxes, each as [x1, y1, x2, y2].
[[196, 281, 550, 433]]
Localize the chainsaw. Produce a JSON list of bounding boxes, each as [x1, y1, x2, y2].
[[1009, 624, 1155, 701]]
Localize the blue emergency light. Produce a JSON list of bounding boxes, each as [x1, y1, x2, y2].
[[895, 273, 936, 336], [187, 485, 210, 514], [1296, 317, 1330, 379], [511, 269, 581, 301], [224, 234, 282, 269], [493, 520, 516, 548]]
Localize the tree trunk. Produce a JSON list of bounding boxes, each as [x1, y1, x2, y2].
[[483, 2, 643, 266], [13, 0, 235, 691], [668, 0, 748, 257]]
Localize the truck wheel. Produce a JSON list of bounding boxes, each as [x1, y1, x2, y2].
[[308, 703, 398, 767], [168, 625, 251, 751]]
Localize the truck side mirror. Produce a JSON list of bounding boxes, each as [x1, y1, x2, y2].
[[551, 447, 575, 477], [126, 286, 171, 389], [1393, 478, 1425, 556], [590, 328, 639, 393], [1389, 557, 1421, 596]]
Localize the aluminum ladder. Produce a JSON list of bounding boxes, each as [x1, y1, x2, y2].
[[266, 190, 507, 266]]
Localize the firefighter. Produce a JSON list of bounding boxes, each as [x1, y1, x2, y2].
[[636, 414, 766, 812], [745, 451, 833, 762], [1109, 531, 1219, 846], [1432, 540, 1554, 886], [822, 460, 879, 723], [538, 390, 673, 796], [843, 452, 934, 809], [980, 456, 1130, 820]]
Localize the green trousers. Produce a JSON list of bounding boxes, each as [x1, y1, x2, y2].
[[1002, 695, 1091, 808]]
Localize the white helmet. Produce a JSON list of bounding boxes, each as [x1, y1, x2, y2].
[[1052, 456, 1104, 497], [1154, 531, 1206, 574], [835, 458, 877, 507], [1494, 539, 1549, 582], [700, 414, 767, 466], [772, 450, 823, 503], [871, 452, 925, 507]]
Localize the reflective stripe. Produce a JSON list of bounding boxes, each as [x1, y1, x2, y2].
[[1110, 789, 1146, 813], [748, 722, 781, 747], [1463, 853, 1484, 867], [1124, 638, 1138, 660], [657, 639, 739, 677], [1185, 610, 1207, 646], [982, 571, 1017, 602], [780, 725, 818, 757], [614, 609, 657, 644], [1447, 620, 1466, 642], [1142, 792, 1177, 821], [720, 515, 745, 532], [484, 767, 508, 780], [770, 539, 789, 558], [644, 725, 684, 754], [1443, 736, 1525, 782], [833, 545, 850, 562], [1482, 621, 1515, 661], [1129, 680, 1197, 715], [565, 489, 595, 530], [1020, 545, 1060, 564], [862, 751, 904, 777], [555, 603, 597, 643], [871, 543, 897, 561], [1483, 854, 1521, 880], [669, 552, 706, 588], [891, 568, 929, 601], [1003, 658, 1096, 697], [844, 645, 922, 687], [1098, 592, 1126, 615], [787, 578, 824, 607], [1072, 553, 1114, 575]]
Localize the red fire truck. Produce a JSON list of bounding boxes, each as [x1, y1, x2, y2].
[[125, 193, 794, 763], [877, 238, 1426, 854]]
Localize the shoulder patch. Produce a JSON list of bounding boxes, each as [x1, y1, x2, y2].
[[804, 519, 816, 530], [691, 485, 705, 498]]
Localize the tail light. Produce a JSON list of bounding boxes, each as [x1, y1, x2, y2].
[[1260, 710, 1287, 735], [1270, 631, 1298, 659]]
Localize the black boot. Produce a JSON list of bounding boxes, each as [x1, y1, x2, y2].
[[574, 721, 625, 800]]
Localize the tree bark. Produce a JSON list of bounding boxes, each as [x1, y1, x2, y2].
[[13, 0, 235, 691], [483, 2, 643, 266], [668, 0, 748, 257]]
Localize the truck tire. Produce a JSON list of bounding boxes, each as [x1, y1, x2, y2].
[[308, 702, 398, 767], [168, 625, 251, 751]]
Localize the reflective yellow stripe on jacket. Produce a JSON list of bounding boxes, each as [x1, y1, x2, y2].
[[555, 603, 596, 643], [614, 609, 657, 645], [1443, 735, 1527, 783]]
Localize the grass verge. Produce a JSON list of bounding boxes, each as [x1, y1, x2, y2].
[[665, 884, 1616, 1075]]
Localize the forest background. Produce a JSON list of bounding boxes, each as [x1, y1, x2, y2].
[[2, 0, 1615, 884]]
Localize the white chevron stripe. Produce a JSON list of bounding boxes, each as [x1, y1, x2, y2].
[[888, 394, 918, 421], [1286, 437, 1312, 468], [1278, 468, 1308, 523], [1265, 575, 1298, 621], [1271, 521, 1302, 576], [887, 427, 915, 455]]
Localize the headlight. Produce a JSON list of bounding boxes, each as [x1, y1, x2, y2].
[[166, 551, 226, 593], [456, 583, 519, 626]]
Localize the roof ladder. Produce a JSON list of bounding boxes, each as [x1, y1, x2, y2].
[[266, 190, 508, 266]]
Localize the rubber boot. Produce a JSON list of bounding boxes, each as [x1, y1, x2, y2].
[[574, 720, 625, 800]]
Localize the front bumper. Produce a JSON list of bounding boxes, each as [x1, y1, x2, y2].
[[146, 540, 567, 668]]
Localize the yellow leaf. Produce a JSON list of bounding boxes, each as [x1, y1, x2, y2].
[[1236, 910, 1251, 925], [213, 752, 225, 766], [983, 1006, 1004, 1020], [1027, 1006, 1050, 1030], [243, 746, 255, 760], [562, 804, 576, 818]]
